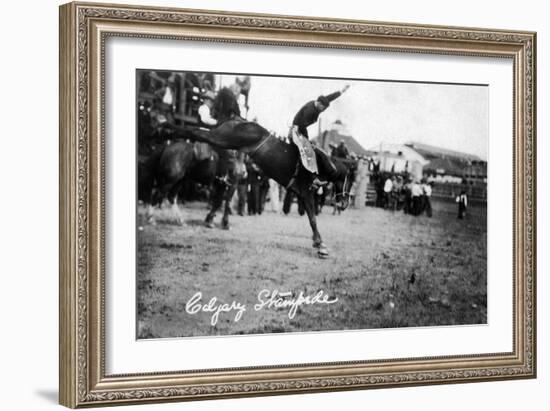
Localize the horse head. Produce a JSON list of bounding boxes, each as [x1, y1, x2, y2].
[[331, 157, 358, 211]]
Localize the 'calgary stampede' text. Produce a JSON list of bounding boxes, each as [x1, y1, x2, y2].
[[185, 289, 338, 326]]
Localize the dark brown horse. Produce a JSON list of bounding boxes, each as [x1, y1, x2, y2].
[[180, 119, 354, 258], [139, 136, 245, 229], [138, 87, 246, 229]]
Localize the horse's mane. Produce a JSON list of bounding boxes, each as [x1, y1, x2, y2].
[[213, 87, 241, 123]]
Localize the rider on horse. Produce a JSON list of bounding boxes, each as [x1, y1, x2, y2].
[[290, 85, 350, 189]]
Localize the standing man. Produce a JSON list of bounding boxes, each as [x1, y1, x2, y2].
[[411, 180, 423, 216], [334, 140, 350, 159], [383, 176, 393, 209], [422, 180, 433, 217], [456, 189, 468, 219], [235, 156, 249, 216], [290, 85, 350, 188]]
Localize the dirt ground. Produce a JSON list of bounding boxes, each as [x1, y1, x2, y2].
[[136, 199, 487, 339]]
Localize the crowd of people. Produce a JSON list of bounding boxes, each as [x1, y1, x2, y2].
[[374, 172, 471, 219], [377, 174, 434, 217]]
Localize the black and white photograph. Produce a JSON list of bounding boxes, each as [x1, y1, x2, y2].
[[136, 69, 488, 339]]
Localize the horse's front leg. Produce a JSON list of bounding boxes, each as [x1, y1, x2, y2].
[[302, 193, 329, 258], [221, 183, 237, 230]]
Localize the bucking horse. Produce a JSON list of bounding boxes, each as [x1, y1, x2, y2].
[[176, 88, 355, 258]]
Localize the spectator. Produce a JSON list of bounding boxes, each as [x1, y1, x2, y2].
[[411, 180, 423, 216], [391, 176, 403, 211], [236, 169, 248, 216], [422, 181, 433, 217], [247, 161, 269, 215], [456, 190, 468, 219], [334, 140, 350, 159], [198, 91, 217, 129], [383, 176, 393, 209], [267, 179, 280, 212]]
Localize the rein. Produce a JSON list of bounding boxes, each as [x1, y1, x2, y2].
[[247, 133, 273, 158], [332, 169, 353, 209]]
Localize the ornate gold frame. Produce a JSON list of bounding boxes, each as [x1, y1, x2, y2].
[[59, 1, 536, 408]]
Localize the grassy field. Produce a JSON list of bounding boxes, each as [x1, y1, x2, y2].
[[136, 199, 487, 339]]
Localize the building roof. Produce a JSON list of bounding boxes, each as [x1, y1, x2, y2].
[[423, 157, 467, 176], [405, 141, 484, 162], [313, 126, 370, 157], [368, 143, 429, 165]]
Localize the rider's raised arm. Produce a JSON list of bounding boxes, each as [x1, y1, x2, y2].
[[323, 91, 342, 103], [323, 85, 350, 103]]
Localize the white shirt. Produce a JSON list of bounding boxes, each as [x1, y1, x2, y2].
[[423, 184, 432, 197], [198, 104, 217, 126], [456, 194, 468, 206], [411, 183, 423, 197], [162, 87, 174, 105], [384, 178, 393, 193]]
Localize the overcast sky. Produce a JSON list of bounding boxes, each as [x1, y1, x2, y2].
[[218, 74, 488, 160]]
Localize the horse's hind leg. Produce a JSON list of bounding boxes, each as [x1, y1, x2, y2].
[[170, 195, 185, 225], [166, 180, 186, 226]]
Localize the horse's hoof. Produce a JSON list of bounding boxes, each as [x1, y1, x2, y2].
[[221, 224, 230, 230], [312, 241, 322, 249], [205, 221, 214, 229], [317, 247, 329, 259]]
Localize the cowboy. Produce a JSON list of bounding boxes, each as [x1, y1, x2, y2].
[[198, 90, 218, 129], [290, 85, 350, 188], [334, 140, 350, 159]]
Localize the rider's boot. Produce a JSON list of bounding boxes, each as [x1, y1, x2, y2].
[[311, 174, 328, 190]]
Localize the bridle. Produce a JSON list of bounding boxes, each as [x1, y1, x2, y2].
[[332, 168, 354, 210]]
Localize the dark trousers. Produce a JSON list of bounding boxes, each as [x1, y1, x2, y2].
[[458, 203, 467, 219], [248, 182, 261, 215], [412, 196, 422, 216], [236, 180, 247, 215], [423, 196, 432, 217]]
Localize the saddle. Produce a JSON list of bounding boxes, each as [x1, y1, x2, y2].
[[289, 126, 318, 174]]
